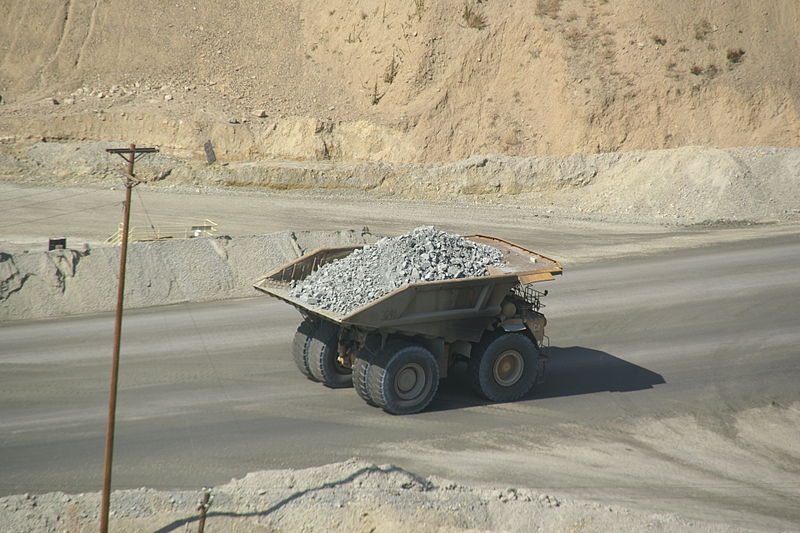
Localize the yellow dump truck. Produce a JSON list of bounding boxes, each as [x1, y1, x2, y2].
[[255, 235, 562, 414]]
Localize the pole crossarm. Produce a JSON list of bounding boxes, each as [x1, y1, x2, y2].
[[105, 145, 158, 183], [106, 146, 158, 156]]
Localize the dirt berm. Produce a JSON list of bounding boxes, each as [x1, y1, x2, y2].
[[0, 458, 779, 533], [0, 229, 376, 322], [3, 141, 800, 225]]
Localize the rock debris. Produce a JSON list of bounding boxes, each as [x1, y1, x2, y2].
[[290, 226, 504, 314]]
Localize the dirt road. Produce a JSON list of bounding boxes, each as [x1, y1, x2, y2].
[[2, 181, 798, 263], [2, 234, 798, 530]]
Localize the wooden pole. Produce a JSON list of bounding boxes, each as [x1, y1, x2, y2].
[[99, 143, 157, 533], [99, 143, 135, 533]]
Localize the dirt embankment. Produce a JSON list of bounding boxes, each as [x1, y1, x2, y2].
[[1, 1, 799, 162], [0, 459, 778, 533], [3, 141, 799, 225], [0, 229, 375, 321]]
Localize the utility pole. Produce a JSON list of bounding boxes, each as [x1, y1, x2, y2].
[[100, 143, 158, 533]]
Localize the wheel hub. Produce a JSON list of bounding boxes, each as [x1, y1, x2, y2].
[[493, 350, 524, 386], [394, 363, 426, 400], [335, 355, 351, 374]]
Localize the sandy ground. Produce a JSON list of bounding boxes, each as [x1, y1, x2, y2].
[[3, 141, 800, 227], [2, 180, 799, 532], [1, 458, 788, 533], [3, 180, 798, 260]]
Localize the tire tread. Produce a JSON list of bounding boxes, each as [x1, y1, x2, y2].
[[307, 320, 351, 388], [292, 318, 318, 381], [468, 331, 538, 402], [368, 340, 439, 415]]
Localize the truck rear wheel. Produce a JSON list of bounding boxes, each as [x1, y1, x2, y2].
[[307, 320, 351, 388], [469, 332, 538, 402], [292, 318, 318, 381], [353, 356, 375, 405], [353, 334, 381, 405], [368, 340, 439, 415]]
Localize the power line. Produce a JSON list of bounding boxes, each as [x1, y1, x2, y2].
[[134, 186, 159, 238], [0, 191, 88, 211], [0, 200, 122, 228], [0, 188, 75, 205]]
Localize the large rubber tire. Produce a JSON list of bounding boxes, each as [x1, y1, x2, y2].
[[353, 356, 375, 405], [292, 318, 318, 381], [468, 331, 539, 402], [368, 340, 439, 415], [353, 335, 381, 406], [307, 320, 351, 388]]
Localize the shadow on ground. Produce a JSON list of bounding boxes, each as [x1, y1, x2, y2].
[[429, 346, 665, 411], [152, 464, 429, 533], [536, 346, 666, 398]]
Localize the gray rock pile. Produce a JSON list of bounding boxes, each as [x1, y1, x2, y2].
[[0, 230, 377, 321], [290, 226, 504, 314], [0, 459, 729, 533]]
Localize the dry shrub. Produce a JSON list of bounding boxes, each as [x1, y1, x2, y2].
[[564, 28, 586, 47], [367, 79, 387, 105], [690, 63, 718, 78], [384, 54, 399, 84], [412, 0, 424, 22], [535, 0, 563, 19], [694, 19, 712, 40], [462, 4, 487, 29], [500, 129, 519, 146], [666, 61, 680, 79], [727, 48, 745, 64]]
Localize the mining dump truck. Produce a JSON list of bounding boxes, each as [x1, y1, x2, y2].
[[254, 235, 562, 415]]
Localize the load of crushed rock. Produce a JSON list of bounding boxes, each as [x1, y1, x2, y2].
[[290, 226, 504, 314]]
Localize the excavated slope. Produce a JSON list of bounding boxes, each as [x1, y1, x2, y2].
[[1, 0, 799, 162]]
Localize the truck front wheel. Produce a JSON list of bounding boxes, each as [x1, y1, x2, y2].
[[469, 332, 539, 402], [368, 340, 439, 415]]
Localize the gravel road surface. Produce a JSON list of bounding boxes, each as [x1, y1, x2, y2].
[[2, 182, 798, 264], [1, 234, 798, 529]]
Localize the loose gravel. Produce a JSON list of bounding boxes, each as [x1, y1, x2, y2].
[[0, 459, 766, 533], [290, 226, 504, 314], [0, 229, 378, 321]]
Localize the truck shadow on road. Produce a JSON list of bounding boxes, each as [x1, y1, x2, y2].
[[535, 346, 666, 398], [430, 346, 665, 411]]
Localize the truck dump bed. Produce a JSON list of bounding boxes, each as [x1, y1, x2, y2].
[[253, 235, 561, 342]]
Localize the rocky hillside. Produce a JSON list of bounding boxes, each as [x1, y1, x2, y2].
[[1, 0, 798, 162]]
